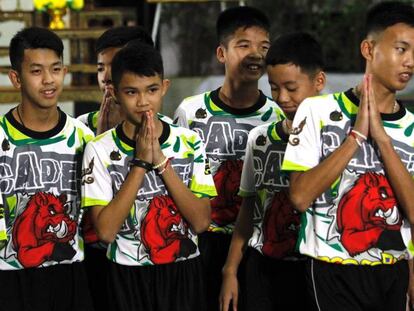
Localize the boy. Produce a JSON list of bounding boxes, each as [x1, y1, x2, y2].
[[282, 2, 414, 310], [78, 26, 156, 310], [77, 26, 154, 135], [220, 32, 325, 311], [0, 27, 94, 310], [173, 7, 283, 309], [81, 42, 217, 311]]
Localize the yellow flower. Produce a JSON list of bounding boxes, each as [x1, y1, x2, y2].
[[33, 0, 49, 10], [51, 0, 67, 9], [68, 0, 84, 10]]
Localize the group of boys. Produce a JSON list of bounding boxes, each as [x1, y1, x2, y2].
[[0, 1, 414, 311]]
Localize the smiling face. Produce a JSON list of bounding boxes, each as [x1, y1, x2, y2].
[[365, 23, 414, 92], [115, 71, 169, 126], [268, 63, 324, 120], [9, 48, 66, 110], [217, 26, 270, 83]]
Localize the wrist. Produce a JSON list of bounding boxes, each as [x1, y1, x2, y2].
[[153, 156, 168, 170], [373, 134, 392, 146], [157, 158, 171, 175], [222, 264, 238, 276], [129, 158, 153, 171]]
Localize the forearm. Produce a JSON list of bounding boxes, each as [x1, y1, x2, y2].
[[377, 138, 414, 223], [92, 166, 146, 242], [290, 136, 359, 212], [222, 197, 254, 275], [161, 164, 211, 233]]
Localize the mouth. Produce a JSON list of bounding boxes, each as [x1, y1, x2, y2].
[[374, 206, 400, 225], [46, 220, 68, 239], [243, 61, 264, 73], [41, 88, 57, 98], [399, 72, 413, 83], [170, 221, 185, 235]]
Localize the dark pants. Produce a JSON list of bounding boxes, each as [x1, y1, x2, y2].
[[108, 257, 206, 311], [243, 247, 314, 311], [198, 231, 234, 311], [307, 258, 408, 311], [0, 262, 93, 311]]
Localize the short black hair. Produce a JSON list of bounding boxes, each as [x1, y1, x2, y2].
[[112, 42, 163, 89], [216, 6, 270, 45], [95, 26, 153, 54], [9, 27, 63, 72], [366, 1, 414, 36], [266, 32, 324, 76]]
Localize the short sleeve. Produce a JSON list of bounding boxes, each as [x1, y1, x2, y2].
[[239, 130, 256, 197], [282, 98, 321, 172], [173, 102, 190, 128], [81, 142, 113, 208], [188, 133, 217, 198]]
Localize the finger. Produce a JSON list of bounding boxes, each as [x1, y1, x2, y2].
[[361, 74, 369, 110], [233, 292, 238, 311], [220, 296, 229, 311], [146, 111, 152, 128]]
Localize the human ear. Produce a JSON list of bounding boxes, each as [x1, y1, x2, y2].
[[8, 70, 21, 89], [314, 71, 326, 92], [161, 79, 170, 96], [361, 39, 374, 61], [216, 45, 226, 64]]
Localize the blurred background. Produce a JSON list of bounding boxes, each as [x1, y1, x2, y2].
[[0, 0, 412, 118]]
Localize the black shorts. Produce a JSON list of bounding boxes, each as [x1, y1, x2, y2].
[[107, 256, 206, 311], [0, 262, 93, 311], [243, 247, 313, 311], [307, 258, 408, 311], [198, 231, 233, 311], [84, 244, 109, 311]]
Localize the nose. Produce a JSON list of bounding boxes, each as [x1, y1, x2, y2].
[[102, 67, 112, 85], [405, 52, 414, 69], [136, 93, 146, 107], [42, 69, 54, 84], [277, 88, 290, 104]]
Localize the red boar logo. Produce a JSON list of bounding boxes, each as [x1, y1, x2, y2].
[[262, 190, 300, 258], [141, 195, 196, 264], [12, 192, 77, 268], [210, 160, 243, 226], [337, 172, 403, 256]]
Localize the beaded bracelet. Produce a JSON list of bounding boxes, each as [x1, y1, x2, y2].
[[349, 131, 362, 147], [153, 157, 168, 170], [351, 129, 367, 141], [158, 159, 171, 175]]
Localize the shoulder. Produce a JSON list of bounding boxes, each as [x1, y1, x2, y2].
[[169, 123, 202, 140], [249, 121, 272, 139], [177, 92, 209, 110], [157, 113, 173, 124], [88, 128, 114, 147], [66, 114, 94, 138]]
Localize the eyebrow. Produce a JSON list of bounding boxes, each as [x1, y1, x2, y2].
[[395, 40, 410, 46], [29, 61, 62, 68]]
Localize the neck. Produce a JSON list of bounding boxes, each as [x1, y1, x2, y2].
[[14, 102, 60, 132], [355, 77, 397, 113], [123, 117, 163, 141], [220, 79, 260, 109]]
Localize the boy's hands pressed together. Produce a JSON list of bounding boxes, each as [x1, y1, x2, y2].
[[353, 75, 370, 140], [135, 111, 154, 164], [149, 111, 166, 166], [97, 86, 122, 135], [365, 74, 391, 144]]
